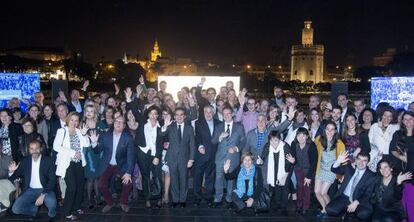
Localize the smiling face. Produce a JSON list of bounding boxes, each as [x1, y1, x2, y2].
[[223, 108, 233, 123], [362, 110, 373, 124], [403, 113, 414, 130], [175, 109, 185, 124], [381, 111, 393, 127], [379, 161, 392, 178], [355, 154, 369, 170], [29, 106, 40, 119], [311, 110, 320, 123], [345, 115, 357, 130], [242, 155, 253, 169], [325, 123, 336, 141], [0, 111, 12, 125], [337, 95, 348, 109]]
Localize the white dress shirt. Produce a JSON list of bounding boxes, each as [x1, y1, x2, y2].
[[71, 101, 82, 113], [30, 155, 43, 189], [111, 132, 121, 165]]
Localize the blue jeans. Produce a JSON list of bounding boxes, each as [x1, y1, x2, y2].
[[12, 188, 57, 218]]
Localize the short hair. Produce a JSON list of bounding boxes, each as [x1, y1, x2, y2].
[[356, 152, 370, 162], [64, 112, 81, 127], [22, 117, 38, 132], [241, 152, 253, 162], [145, 105, 161, 118], [0, 108, 13, 120], [309, 95, 321, 101], [175, 107, 186, 115], [354, 98, 366, 105], [159, 80, 167, 85], [56, 102, 68, 111], [222, 105, 233, 114], [207, 87, 216, 94], [274, 85, 283, 90], [268, 130, 282, 140], [337, 93, 348, 99], [29, 139, 42, 150], [332, 105, 343, 113]]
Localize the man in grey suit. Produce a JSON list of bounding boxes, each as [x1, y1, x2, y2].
[[211, 106, 245, 207], [243, 112, 294, 162], [161, 107, 195, 208]]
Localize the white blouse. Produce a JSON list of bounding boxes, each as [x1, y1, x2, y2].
[[139, 121, 160, 156], [368, 122, 400, 155]]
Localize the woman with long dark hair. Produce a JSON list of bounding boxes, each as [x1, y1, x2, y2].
[[18, 117, 47, 160], [290, 127, 318, 216], [314, 121, 345, 218], [0, 108, 23, 162], [371, 159, 412, 222], [135, 106, 163, 208], [27, 104, 49, 154], [358, 108, 378, 132], [342, 114, 370, 163], [390, 111, 414, 221]]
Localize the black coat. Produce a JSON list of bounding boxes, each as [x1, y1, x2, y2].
[[1, 122, 24, 162], [290, 140, 318, 179], [331, 164, 376, 208], [9, 155, 56, 194], [194, 118, 220, 162], [225, 165, 264, 199]]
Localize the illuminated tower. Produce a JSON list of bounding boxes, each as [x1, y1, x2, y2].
[[291, 21, 324, 83], [151, 40, 162, 62]]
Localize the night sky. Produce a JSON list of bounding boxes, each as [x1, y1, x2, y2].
[[1, 0, 413, 66]]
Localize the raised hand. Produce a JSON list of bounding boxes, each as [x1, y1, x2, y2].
[[287, 106, 296, 121], [186, 94, 195, 107], [124, 87, 133, 101], [163, 115, 172, 128], [285, 153, 295, 164], [397, 172, 413, 185], [187, 160, 194, 168], [114, 83, 120, 95], [80, 123, 89, 136], [8, 161, 18, 173], [201, 76, 206, 84], [35, 194, 45, 207], [136, 84, 144, 97], [82, 80, 89, 90], [219, 132, 229, 142], [337, 151, 349, 164], [223, 159, 231, 173], [88, 130, 99, 144], [139, 75, 145, 84], [58, 90, 67, 102], [256, 156, 264, 165]]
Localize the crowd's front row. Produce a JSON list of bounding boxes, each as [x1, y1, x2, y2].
[[1, 105, 413, 222]]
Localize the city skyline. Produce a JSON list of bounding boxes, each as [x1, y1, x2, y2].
[[1, 0, 413, 67]]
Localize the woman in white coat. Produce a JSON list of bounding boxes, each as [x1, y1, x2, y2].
[[53, 112, 90, 220]]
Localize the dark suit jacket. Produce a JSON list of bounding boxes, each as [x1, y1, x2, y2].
[[94, 130, 136, 175], [134, 122, 164, 159], [9, 155, 56, 194], [48, 118, 63, 150], [67, 100, 85, 115], [195, 118, 220, 162], [161, 122, 195, 165], [331, 164, 376, 207], [212, 122, 246, 168]]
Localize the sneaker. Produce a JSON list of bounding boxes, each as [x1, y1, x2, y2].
[[102, 204, 115, 213], [120, 204, 130, 213]]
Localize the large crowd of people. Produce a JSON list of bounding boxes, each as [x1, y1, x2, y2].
[[0, 76, 413, 222]]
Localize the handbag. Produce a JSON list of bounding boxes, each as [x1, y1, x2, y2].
[[149, 174, 162, 200], [255, 189, 270, 212]]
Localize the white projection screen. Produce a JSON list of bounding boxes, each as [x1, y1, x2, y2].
[[158, 76, 240, 101]]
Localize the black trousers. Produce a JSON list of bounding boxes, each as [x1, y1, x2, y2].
[[193, 159, 215, 201], [326, 194, 372, 221], [371, 207, 402, 222], [136, 149, 162, 201], [63, 162, 84, 216], [271, 185, 289, 209]]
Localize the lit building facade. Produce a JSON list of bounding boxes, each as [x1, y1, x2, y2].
[[290, 21, 324, 83]]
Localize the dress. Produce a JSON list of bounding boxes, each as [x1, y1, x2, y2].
[[83, 128, 103, 179], [315, 148, 336, 183], [344, 134, 360, 163]]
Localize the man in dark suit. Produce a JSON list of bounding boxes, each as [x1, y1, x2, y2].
[[326, 151, 376, 221], [48, 103, 68, 153], [91, 115, 135, 213], [331, 106, 344, 136], [193, 105, 220, 206], [8, 140, 56, 221], [161, 107, 195, 208], [212, 106, 246, 207]]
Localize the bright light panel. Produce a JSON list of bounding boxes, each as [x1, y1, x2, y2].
[[158, 76, 240, 101]]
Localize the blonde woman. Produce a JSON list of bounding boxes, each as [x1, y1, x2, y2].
[[53, 112, 90, 220]]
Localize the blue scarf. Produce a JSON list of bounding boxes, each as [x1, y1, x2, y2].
[[234, 164, 256, 198]]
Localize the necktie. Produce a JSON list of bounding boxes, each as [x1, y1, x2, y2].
[[226, 124, 230, 135], [178, 124, 182, 142], [349, 170, 360, 201]]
